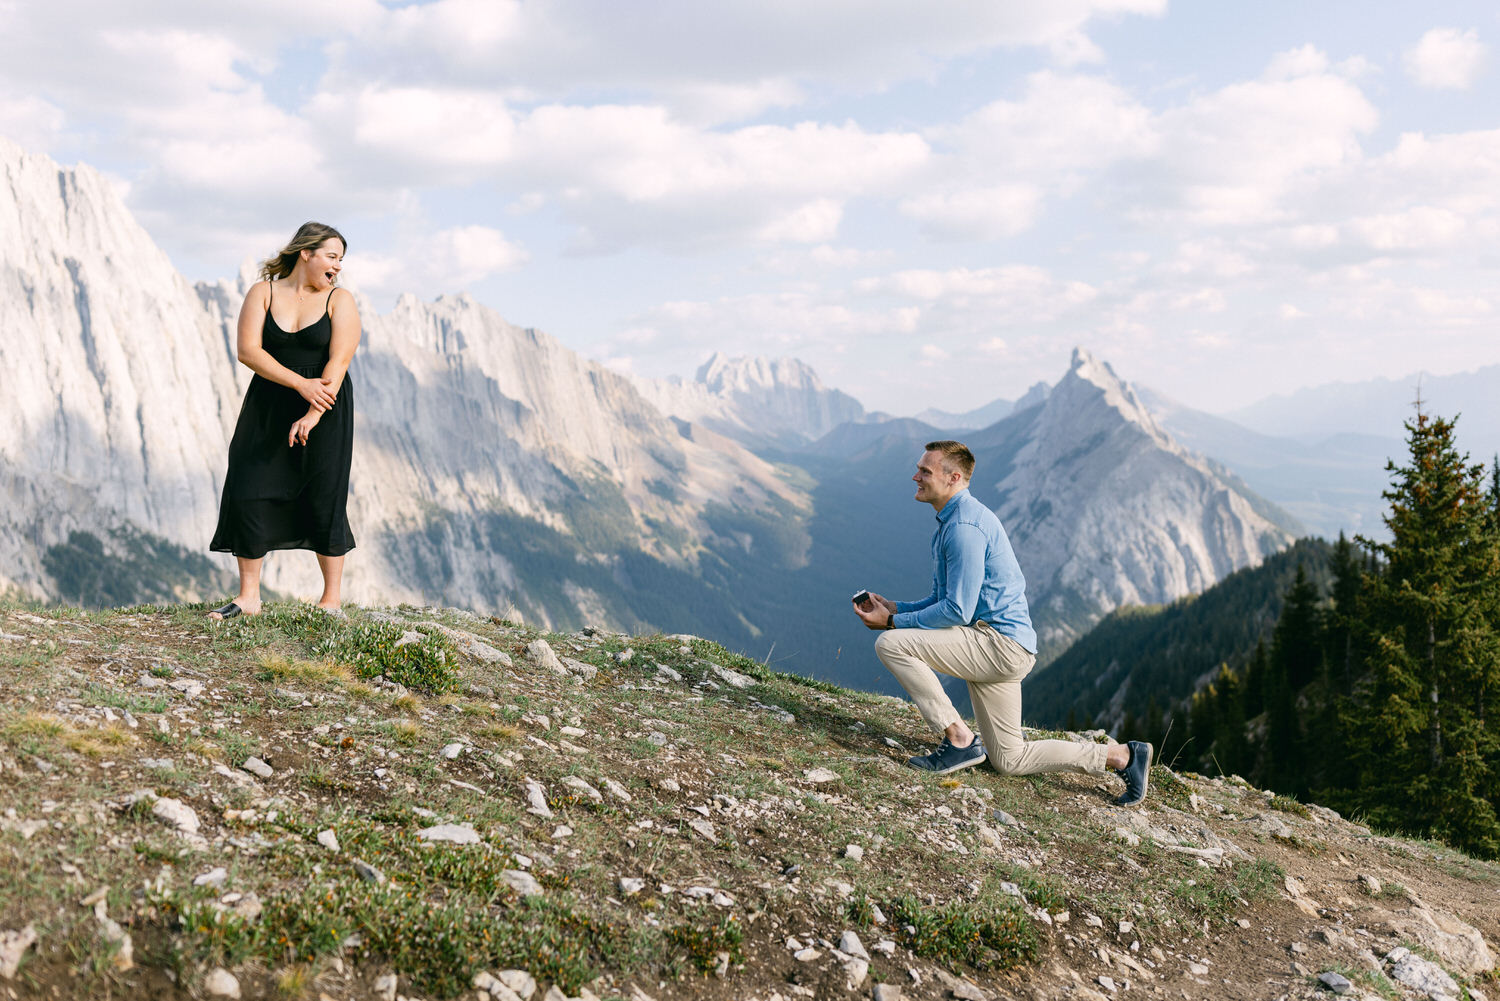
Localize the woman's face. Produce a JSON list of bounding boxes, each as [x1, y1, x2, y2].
[[301, 238, 345, 289]]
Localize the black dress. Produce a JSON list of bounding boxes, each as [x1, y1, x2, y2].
[[210, 285, 355, 559]]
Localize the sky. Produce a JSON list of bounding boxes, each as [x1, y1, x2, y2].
[[2, 0, 1498, 417]]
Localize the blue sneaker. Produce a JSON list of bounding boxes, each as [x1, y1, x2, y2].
[[1114, 740, 1152, 806], [907, 735, 987, 775]]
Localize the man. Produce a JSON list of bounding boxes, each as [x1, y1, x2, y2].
[[853, 440, 1151, 806]]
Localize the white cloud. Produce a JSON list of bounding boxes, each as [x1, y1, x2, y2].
[[1348, 206, 1466, 251], [348, 225, 527, 298], [1133, 48, 1378, 225], [920, 344, 951, 364], [0, 94, 65, 151], [1404, 28, 1487, 90], [899, 185, 1042, 240]]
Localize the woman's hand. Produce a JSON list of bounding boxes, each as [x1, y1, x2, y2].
[[289, 411, 321, 447], [298, 376, 336, 412]]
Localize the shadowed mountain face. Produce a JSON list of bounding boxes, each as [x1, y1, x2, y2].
[[3, 136, 1296, 688], [787, 350, 1297, 671]]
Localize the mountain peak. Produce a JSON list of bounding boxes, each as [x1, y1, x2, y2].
[[694, 353, 824, 394], [1050, 347, 1164, 441]]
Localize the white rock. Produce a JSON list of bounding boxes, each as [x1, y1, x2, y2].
[[552, 824, 573, 839], [524, 779, 553, 817], [525, 640, 568, 676], [794, 947, 821, 962], [501, 870, 543, 897], [240, 756, 273, 778], [803, 767, 840, 783], [619, 877, 645, 896], [204, 968, 240, 998], [193, 867, 228, 887], [416, 823, 480, 844], [441, 742, 465, 759], [496, 970, 538, 999], [373, 973, 398, 1001], [600, 777, 633, 803], [317, 829, 340, 852], [560, 775, 603, 802], [837, 930, 869, 959], [710, 665, 755, 688], [0, 923, 37, 978], [1390, 953, 1460, 997], [844, 844, 864, 861]]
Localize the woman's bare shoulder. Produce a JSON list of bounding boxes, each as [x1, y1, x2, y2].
[[329, 286, 359, 312]]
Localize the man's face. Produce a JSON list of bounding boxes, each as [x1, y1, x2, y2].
[[913, 450, 960, 505]]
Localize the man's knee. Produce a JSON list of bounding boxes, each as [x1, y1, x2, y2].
[[873, 628, 914, 665], [988, 746, 1024, 776]]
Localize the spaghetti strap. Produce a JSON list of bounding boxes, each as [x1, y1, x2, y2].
[[265, 280, 273, 313], [325, 286, 335, 315]]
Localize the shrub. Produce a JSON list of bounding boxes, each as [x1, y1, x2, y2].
[[887, 895, 1038, 971]]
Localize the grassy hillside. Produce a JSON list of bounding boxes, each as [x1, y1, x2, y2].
[[0, 600, 1496, 1000]]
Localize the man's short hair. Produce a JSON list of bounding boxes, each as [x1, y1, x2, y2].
[[924, 440, 976, 479]]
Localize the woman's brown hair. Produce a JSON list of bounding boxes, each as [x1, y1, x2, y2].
[[258, 222, 347, 281]]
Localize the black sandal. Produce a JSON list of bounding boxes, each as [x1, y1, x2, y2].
[[208, 602, 242, 620]]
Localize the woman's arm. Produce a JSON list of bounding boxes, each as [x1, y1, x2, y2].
[[235, 281, 336, 411], [319, 287, 362, 395]]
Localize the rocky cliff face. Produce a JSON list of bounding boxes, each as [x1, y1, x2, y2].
[[0, 137, 242, 594], [969, 349, 1297, 655], [631, 351, 866, 448], [0, 139, 806, 624]]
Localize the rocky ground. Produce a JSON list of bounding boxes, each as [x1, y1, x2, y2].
[[0, 601, 1495, 1001]]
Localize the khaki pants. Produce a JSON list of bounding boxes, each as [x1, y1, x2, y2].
[[875, 622, 1108, 777]]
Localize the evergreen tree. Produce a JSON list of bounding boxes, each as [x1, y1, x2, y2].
[[1341, 410, 1500, 858], [1326, 532, 1363, 695], [1260, 566, 1323, 796]]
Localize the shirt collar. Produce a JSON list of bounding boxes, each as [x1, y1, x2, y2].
[[936, 488, 970, 523]]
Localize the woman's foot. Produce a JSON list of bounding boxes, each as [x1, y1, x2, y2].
[[208, 597, 262, 620], [315, 601, 345, 618]]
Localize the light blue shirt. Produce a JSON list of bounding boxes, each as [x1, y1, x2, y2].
[[891, 488, 1037, 654]]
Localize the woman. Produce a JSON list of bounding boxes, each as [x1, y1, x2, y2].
[[208, 222, 361, 618]]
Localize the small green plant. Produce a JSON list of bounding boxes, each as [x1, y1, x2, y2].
[[887, 895, 1038, 970], [1270, 795, 1311, 818], [665, 915, 743, 974]]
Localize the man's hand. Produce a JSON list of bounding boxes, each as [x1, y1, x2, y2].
[[289, 410, 321, 447], [853, 591, 895, 631]]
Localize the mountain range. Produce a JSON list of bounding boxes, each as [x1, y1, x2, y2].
[[4, 135, 1297, 687]]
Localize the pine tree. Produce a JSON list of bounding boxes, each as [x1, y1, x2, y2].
[[1342, 410, 1500, 857], [1261, 566, 1322, 796]]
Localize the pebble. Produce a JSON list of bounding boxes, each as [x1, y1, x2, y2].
[[838, 930, 869, 960], [373, 972, 398, 1001], [560, 776, 603, 802], [872, 985, 903, 1001], [193, 867, 227, 888], [619, 877, 645, 896], [353, 859, 387, 884], [317, 829, 340, 852], [501, 870, 543, 897], [803, 767, 840, 783], [844, 844, 865, 861], [1317, 971, 1353, 995], [204, 967, 240, 998], [441, 742, 465, 759], [416, 824, 481, 844], [240, 756, 273, 778]]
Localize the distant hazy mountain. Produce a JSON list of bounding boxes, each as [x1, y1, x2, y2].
[[913, 396, 1013, 430], [1139, 387, 1398, 541], [1226, 366, 1500, 463], [629, 351, 865, 449]]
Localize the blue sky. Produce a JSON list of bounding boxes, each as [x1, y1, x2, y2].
[[3, 1, 1497, 415]]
